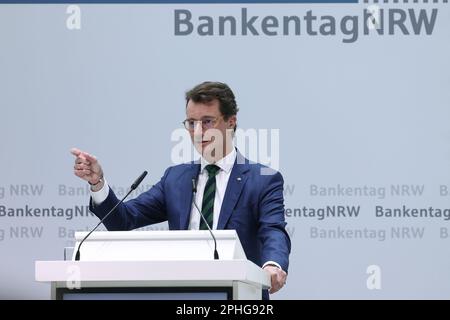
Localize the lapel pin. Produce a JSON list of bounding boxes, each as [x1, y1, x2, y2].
[[237, 177, 242, 181]]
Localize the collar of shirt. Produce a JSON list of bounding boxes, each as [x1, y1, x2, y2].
[[200, 147, 237, 175]]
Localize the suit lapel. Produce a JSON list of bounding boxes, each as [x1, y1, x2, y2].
[[179, 162, 200, 230], [217, 153, 250, 229]]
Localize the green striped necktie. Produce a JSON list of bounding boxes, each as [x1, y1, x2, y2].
[[200, 164, 220, 230]]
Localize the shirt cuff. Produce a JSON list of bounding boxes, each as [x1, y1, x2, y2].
[[90, 178, 110, 205], [262, 261, 283, 271]]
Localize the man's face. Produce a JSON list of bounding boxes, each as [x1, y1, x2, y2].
[[186, 99, 236, 160]]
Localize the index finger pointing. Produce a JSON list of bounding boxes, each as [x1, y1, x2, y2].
[[70, 148, 82, 157]]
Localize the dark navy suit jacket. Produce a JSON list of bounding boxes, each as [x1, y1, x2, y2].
[[89, 152, 291, 298]]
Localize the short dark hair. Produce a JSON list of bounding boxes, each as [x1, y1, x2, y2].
[[185, 81, 239, 123]]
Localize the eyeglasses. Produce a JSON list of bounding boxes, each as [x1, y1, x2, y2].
[[182, 116, 223, 131]]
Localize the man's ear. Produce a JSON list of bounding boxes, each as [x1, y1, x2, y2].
[[228, 115, 237, 129]]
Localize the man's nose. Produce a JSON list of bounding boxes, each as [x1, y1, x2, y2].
[[193, 121, 203, 137]]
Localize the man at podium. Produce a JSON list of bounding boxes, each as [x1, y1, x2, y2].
[[71, 81, 291, 299]]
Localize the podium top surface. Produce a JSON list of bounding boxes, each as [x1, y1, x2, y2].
[[35, 260, 271, 289]]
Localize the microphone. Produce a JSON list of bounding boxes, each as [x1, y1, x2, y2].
[[74, 171, 148, 261], [191, 178, 219, 260], [131, 171, 148, 190]]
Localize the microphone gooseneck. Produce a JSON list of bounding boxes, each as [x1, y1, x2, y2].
[[191, 178, 219, 260]]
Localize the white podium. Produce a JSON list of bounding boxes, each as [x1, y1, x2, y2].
[[35, 230, 270, 300]]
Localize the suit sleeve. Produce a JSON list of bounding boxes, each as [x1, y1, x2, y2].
[[89, 168, 170, 231], [257, 171, 291, 272]]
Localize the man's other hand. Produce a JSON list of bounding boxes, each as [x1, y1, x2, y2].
[[263, 265, 287, 294]]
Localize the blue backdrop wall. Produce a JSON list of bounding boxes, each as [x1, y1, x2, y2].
[[0, 1, 449, 299]]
